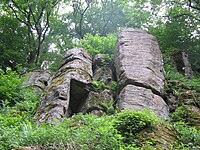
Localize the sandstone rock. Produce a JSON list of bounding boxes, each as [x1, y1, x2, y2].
[[93, 54, 112, 68], [115, 28, 169, 118], [24, 70, 52, 91], [115, 28, 165, 95], [118, 85, 169, 119], [93, 67, 113, 84], [80, 54, 114, 115], [80, 89, 113, 115], [36, 48, 93, 124], [93, 54, 113, 84]]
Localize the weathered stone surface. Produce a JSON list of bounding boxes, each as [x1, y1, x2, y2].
[[80, 54, 114, 115], [93, 67, 113, 84], [36, 48, 93, 124], [80, 89, 113, 115], [138, 124, 177, 150], [118, 85, 169, 119], [115, 28, 169, 118], [93, 54, 112, 68], [115, 28, 165, 95], [182, 52, 193, 78], [93, 54, 113, 84], [24, 70, 52, 91]]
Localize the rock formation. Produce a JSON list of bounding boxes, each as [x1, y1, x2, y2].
[[24, 70, 52, 92], [36, 28, 169, 124], [36, 48, 93, 124], [115, 28, 169, 119], [80, 54, 114, 115]]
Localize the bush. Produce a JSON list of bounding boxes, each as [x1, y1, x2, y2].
[[77, 33, 117, 58], [0, 69, 40, 117], [174, 121, 200, 149], [1, 110, 160, 149], [114, 109, 159, 144], [0, 69, 25, 107], [0, 113, 123, 150], [0, 113, 27, 149]]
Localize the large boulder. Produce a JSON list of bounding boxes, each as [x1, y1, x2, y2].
[[118, 85, 169, 119], [36, 48, 93, 124], [115, 28, 165, 95], [115, 28, 169, 118]]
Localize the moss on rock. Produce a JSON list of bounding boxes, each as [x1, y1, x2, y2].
[[137, 124, 177, 150]]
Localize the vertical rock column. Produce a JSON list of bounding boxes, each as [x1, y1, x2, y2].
[[115, 28, 169, 119], [36, 48, 93, 124]]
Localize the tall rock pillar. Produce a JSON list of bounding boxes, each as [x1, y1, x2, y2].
[[36, 48, 93, 124], [115, 28, 169, 119]]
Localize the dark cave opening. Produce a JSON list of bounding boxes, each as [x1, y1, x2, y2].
[[68, 79, 90, 116]]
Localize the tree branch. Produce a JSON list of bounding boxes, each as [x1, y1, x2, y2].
[[79, 1, 91, 38], [8, 4, 30, 26], [188, 0, 200, 11]]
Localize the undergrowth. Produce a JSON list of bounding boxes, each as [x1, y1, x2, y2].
[[0, 107, 159, 150], [0, 66, 200, 150]]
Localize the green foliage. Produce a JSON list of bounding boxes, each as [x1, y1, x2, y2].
[[170, 106, 188, 123], [77, 34, 117, 58], [0, 70, 25, 107], [149, 17, 200, 73], [164, 63, 200, 106], [184, 77, 200, 89], [1, 0, 61, 68], [170, 105, 200, 127], [92, 80, 117, 93], [92, 80, 109, 91], [0, 113, 122, 150], [174, 122, 200, 149], [0, 108, 163, 150], [0, 113, 25, 149], [0, 70, 40, 109], [0, 69, 40, 122], [165, 68, 185, 81], [110, 80, 117, 91], [114, 109, 159, 144], [63, 0, 125, 38], [0, 15, 29, 71]]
